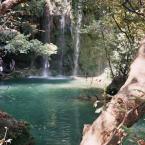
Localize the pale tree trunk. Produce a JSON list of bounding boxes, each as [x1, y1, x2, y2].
[[0, 0, 26, 15], [80, 37, 145, 145]]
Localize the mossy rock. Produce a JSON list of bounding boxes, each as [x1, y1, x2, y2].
[[0, 111, 35, 145]]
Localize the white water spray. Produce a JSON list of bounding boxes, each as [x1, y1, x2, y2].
[[73, 0, 83, 76], [43, 55, 50, 77], [60, 14, 65, 34]]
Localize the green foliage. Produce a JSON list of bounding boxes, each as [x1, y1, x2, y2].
[[5, 34, 30, 54], [0, 0, 45, 42], [81, 0, 145, 77], [79, 33, 103, 76], [28, 39, 57, 55], [28, 39, 43, 54], [0, 30, 17, 44], [39, 43, 57, 55], [5, 34, 57, 56], [17, 0, 45, 17]]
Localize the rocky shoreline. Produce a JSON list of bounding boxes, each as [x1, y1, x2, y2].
[[0, 111, 34, 145]]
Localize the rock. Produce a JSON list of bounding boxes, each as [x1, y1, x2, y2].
[[0, 111, 34, 145], [78, 96, 89, 101], [78, 96, 98, 102], [89, 96, 98, 102], [106, 75, 127, 95]]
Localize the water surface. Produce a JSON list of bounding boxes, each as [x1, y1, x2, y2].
[[0, 78, 145, 145], [0, 78, 99, 145]]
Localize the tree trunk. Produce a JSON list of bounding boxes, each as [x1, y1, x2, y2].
[[0, 0, 26, 15], [80, 37, 145, 145]]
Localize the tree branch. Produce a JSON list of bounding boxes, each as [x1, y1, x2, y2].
[[122, 0, 145, 17], [112, 15, 133, 45]]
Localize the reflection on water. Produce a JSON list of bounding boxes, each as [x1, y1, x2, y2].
[[0, 79, 98, 145]]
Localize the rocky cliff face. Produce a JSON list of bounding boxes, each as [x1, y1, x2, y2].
[[42, 0, 71, 43], [41, 0, 72, 75], [40, 0, 107, 76]]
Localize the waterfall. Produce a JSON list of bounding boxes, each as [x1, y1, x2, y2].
[[42, 0, 71, 76], [42, 1, 52, 43], [60, 14, 65, 34], [59, 8, 65, 75], [59, 0, 68, 75], [73, 0, 83, 76], [43, 55, 50, 77], [60, 0, 67, 33]]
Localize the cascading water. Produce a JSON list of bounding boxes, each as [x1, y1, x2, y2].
[[73, 0, 83, 76], [43, 0, 71, 76], [41, 2, 52, 77], [60, 14, 65, 34], [59, 2, 66, 75], [58, 0, 70, 75], [43, 55, 50, 77]]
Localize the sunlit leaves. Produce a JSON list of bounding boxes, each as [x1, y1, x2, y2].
[[39, 43, 57, 55], [16, 0, 45, 16], [81, 0, 145, 77], [5, 34, 57, 56], [0, 30, 17, 44], [5, 34, 30, 54]]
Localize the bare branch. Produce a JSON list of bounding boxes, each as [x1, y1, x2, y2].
[[112, 15, 133, 46]]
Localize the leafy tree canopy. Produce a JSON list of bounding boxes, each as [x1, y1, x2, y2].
[[4, 33, 57, 56]]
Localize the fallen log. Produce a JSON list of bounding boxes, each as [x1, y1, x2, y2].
[[80, 37, 145, 145]]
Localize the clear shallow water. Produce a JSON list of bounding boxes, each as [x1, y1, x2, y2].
[[0, 78, 98, 145]]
